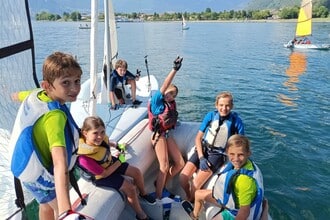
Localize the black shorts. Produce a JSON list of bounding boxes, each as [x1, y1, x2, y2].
[[114, 88, 123, 99], [188, 147, 227, 173], [94, 157, 129, 190]]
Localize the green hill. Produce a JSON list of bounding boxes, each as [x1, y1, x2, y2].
[[246, 0, 330, 10]]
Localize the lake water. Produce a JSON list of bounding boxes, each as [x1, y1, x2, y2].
[[9, 21, 330, 219]]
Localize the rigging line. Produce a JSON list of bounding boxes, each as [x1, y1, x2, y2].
[[104, 105, 131, 128], [144, 55, 151, 92], [301, 0, 312, 9], [5, 208, 23, 220], [74, 19, 80, 62], [139, 2, 152, 95], [24, 0, 39, 88], [124, 122, 148, 145]]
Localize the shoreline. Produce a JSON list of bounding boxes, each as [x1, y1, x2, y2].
[[49, 17, 330, 23], [169, 18, 330, 23]]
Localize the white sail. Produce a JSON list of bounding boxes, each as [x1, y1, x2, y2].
[[109, 0, 118, 66], [102, 0, 118, 103], [182, 15, 186, 27], [103, 0, 118, 68], [70, 0, 159, 141], [182, 14, 189, 30], [0, 0, 37, 217]]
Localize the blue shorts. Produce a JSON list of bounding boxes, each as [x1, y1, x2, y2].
[[188, 147, 227, 173], [23, 171, 56, 204], [94, 158, 129, 190]]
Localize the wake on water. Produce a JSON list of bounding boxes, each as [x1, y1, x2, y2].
[[0, 129, 34, 218], [0, 129, 15, 217]]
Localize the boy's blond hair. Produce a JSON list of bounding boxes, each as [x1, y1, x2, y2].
[[215, 91, 233, 106], [115, 59, 128, 70], [226, 134, 251, 153]]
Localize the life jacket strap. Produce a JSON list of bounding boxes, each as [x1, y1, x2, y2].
[[14, 177, 25, 209], [202, 140, 225, 153], [69, 169, 87, 206]]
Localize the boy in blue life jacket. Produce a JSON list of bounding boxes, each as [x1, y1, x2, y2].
[[182, 134, 269, 220], [106, 59, 142, 109], [9, 52, 85, 220], [180, 91, 244, 202]]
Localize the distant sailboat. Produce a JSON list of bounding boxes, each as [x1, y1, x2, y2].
[[284, 0, 330, 50], [181, 14, 189, 30], [79, 23, 91, 29]]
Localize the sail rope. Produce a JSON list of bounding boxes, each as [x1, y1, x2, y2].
[[144, 55, 151, 92], [121, 121, 149, 146], [142, 7, 151, 92]]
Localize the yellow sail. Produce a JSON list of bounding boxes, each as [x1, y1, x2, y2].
[[295, 0, 312, 37]]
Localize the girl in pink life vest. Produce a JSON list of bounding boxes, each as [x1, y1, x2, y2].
[[148, 56, 185, 199], [78, 116, 155, 220]]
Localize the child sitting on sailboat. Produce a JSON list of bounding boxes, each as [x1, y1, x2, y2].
[[77, 116, 155, 220], [104, 59, 142, 110]]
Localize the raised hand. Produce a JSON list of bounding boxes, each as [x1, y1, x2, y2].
[[135, 69, 141, 78], [173, 56, 183, 71]]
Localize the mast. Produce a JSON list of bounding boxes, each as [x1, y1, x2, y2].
[[90, 0, 98, 116], [102, 0, 118, 104], [103, 0, 111, 103]]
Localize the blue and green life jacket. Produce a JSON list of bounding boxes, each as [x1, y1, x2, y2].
[[212, 160, 264, 220], [10, 90, 79, 183]]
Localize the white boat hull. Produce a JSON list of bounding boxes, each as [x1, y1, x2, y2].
[[70, 119, 272, 219], [284, 43, 330, 50], [70, 119, 200, 219]]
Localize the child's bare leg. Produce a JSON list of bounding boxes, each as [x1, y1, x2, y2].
[[39, 203, 55, 220], [120, 180, 147, 219], [125, 165, 146, 195]]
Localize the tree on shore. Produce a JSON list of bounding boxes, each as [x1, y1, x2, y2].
[[35, 5, 329, 21], [36, 11, 82, 21]]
